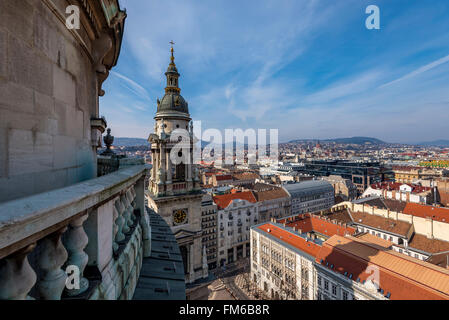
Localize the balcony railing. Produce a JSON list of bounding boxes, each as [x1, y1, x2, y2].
[[0, 165, 151, 300]]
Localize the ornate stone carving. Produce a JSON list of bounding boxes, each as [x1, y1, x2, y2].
[[101, 128, 115, 156], [90, 117, 107, 148], [93, 33, 112, 74], [36, 228, 68, 300]]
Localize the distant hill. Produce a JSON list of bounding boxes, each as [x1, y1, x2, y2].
[[114, 136, 389, 147], [114, 137, 149, 147], [288, 136, 386, 145], [417, 140, 449, 147]]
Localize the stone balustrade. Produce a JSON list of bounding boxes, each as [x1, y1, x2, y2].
[[0, 165, 151, 300]]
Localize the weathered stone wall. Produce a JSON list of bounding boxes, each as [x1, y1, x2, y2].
[[0, 0, 98, 202]]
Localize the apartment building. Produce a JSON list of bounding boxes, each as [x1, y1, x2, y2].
[[283, 180, 334, 215], [322, 175, 358, 201], [362, 181, 433, 204], [214, 191, 258, 266], [251, 218, 449, 300], [201, 194, 218, 270], [251, 183, 291, 222]]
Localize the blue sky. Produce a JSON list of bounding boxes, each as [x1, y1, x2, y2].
[[100, 0, 449, 144]]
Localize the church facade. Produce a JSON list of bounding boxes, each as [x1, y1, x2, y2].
[[146, 46, 208, 284]]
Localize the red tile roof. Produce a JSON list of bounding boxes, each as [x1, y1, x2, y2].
[[213, 191, 256, 209], [316, 235, 449, 300], [403, 203, 449, 223], [215, 174, 233, 181], [279, 213, 356, 238], [351, 211, 412, 237], [257, 223, 321, 257]]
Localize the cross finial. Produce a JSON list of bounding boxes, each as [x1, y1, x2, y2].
[[169, 41, 175, 62]]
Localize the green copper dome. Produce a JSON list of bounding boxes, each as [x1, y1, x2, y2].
[[158, 93, 189, 114]]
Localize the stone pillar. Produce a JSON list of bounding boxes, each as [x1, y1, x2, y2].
[[202, 245, 208, 279], [152, 150, 159, 194], [0, 243, 37, 300], [160, 144, 166, 177], [136, 177, 152, 257], [63, 215, 89, 296], [36, 228, 68, 300], [189, 243, 195, 283], [151, 149, 157, 181], [166, 150, 172, 183], [186, 163, 192, 181]]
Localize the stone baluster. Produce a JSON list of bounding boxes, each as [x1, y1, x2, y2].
[[0, 243, 37, 300], [116, 197, 130, 234], [121, 194, 133, 230], [130, 186, 137, 210], [126, 188, 136, 223], [36, 228, 68, 300], [63, 215, 89, 296], [114, 198, 129, 235], [112, 201, 120, 254]]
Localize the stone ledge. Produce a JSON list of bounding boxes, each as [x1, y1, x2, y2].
[[0, 164, 151, 258]]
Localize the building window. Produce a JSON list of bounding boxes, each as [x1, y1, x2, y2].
[[332, 284, 337, 296], [324, 280, 329, 291], [343, 291, 348, 300], [317, 275, 322, 287]]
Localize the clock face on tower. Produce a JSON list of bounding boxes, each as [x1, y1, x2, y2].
[[173, 208, 188, 225]]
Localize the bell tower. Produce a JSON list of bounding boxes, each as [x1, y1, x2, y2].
[[146, 43, 207, 284]]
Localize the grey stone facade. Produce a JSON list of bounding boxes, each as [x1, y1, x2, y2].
[[0, 0, 124, 202]]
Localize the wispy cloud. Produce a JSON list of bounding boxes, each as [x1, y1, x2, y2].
[[100, 0, 449, 143], [110, 71, 152, 102], [380, 54, 449, 88]]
